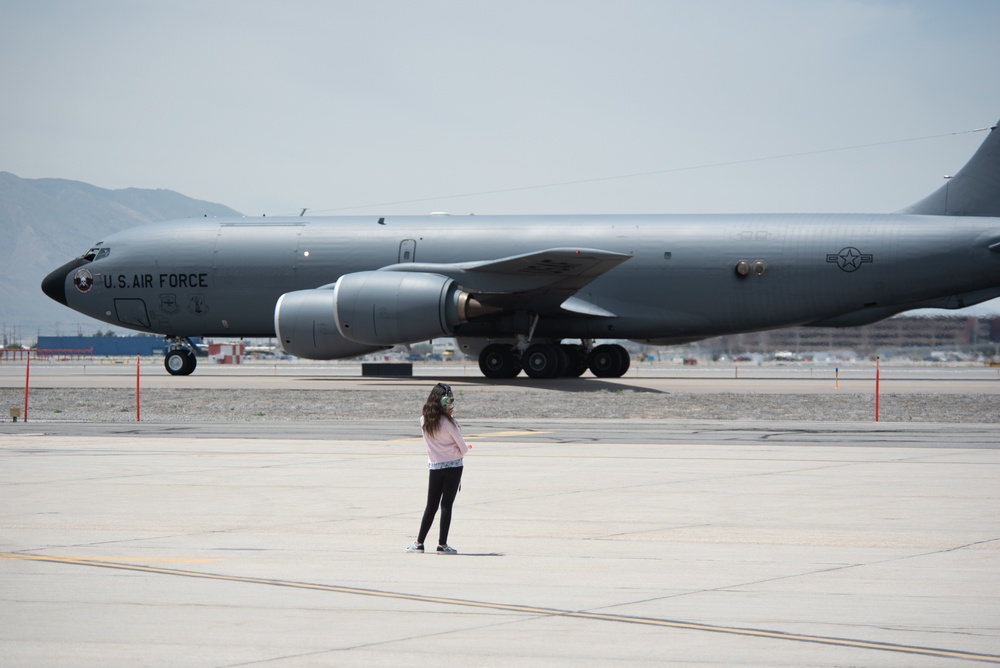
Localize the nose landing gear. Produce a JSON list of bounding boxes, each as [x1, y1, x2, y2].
[[164, 337, 200, 376]]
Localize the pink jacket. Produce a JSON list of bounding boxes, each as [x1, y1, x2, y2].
[[420, 416, 470, 465]]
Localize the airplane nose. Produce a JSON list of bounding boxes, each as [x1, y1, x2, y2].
[[41, 257, 89, 306]]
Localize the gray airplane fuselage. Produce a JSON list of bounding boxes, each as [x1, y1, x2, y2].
[[44, 212, 1000, 341]]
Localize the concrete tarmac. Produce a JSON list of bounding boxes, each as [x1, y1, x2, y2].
[[1, 362, 999, 665]]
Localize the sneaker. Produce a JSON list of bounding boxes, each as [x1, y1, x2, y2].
[[436, 544, 458, 554], [406, 542, 424, 553]]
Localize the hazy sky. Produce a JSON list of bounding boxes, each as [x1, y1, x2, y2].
[[3, 0, 999, 219]]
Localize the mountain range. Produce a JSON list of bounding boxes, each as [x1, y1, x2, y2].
[[0, 172, 240, 343]]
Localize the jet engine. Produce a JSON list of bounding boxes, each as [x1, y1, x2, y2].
[[274, 288, 387, 360], [275, 271, 490, 360], [333, 271, 482, 345]]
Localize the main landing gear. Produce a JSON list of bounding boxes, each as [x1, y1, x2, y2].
[[478, 342, 630, 380], [164, 337, 200, 376]]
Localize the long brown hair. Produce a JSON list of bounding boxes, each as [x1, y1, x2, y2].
[[422, 383, 455, 436]]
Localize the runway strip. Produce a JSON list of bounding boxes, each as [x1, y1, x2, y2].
[[5, 552, 998, 664]]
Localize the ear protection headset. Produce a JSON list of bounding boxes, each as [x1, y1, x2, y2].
[[437, 383, 454, 408]]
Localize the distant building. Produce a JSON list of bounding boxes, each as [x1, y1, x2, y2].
[[36, 335, 166, 357], [703, 315, 1000, 357]]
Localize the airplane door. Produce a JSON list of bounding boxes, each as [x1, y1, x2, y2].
[[398, 239, 417, 263]]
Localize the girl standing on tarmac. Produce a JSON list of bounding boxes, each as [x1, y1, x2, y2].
[[407, 383, 471, 555]]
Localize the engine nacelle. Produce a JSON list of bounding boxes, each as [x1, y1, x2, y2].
[[274, 288, 387, 360], [333, 271, 474, 345]]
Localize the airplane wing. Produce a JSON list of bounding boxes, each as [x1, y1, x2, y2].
[[382, 247, 632, 315]]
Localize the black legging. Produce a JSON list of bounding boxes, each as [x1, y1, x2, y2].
[[417, 466, 464, 546]]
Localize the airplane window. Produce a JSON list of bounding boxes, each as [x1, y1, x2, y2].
[[81, 245, 109, 262]]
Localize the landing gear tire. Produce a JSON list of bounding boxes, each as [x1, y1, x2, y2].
[[522, 343, 561, 379], [561, 344, 589, 377], [478, 343, 521, 379], [165, 349, 197, 376], [588, 344, 630, 378]]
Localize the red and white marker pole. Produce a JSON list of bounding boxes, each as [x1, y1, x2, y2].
[[135, 355, 141, 422], [874, 357, 880, 422], [23, 352, 30, 423]]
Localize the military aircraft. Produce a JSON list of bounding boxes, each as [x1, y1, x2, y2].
[[42, 119, 1000, 378]]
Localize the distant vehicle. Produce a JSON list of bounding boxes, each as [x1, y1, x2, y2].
[[42, 118, 1000, 379]]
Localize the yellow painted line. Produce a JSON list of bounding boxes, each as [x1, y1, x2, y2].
[[0, 554, 221, 564], [2, 553, 998, 663]]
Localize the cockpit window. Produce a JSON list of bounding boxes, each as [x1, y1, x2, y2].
[[82, 246, 110, 262]]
